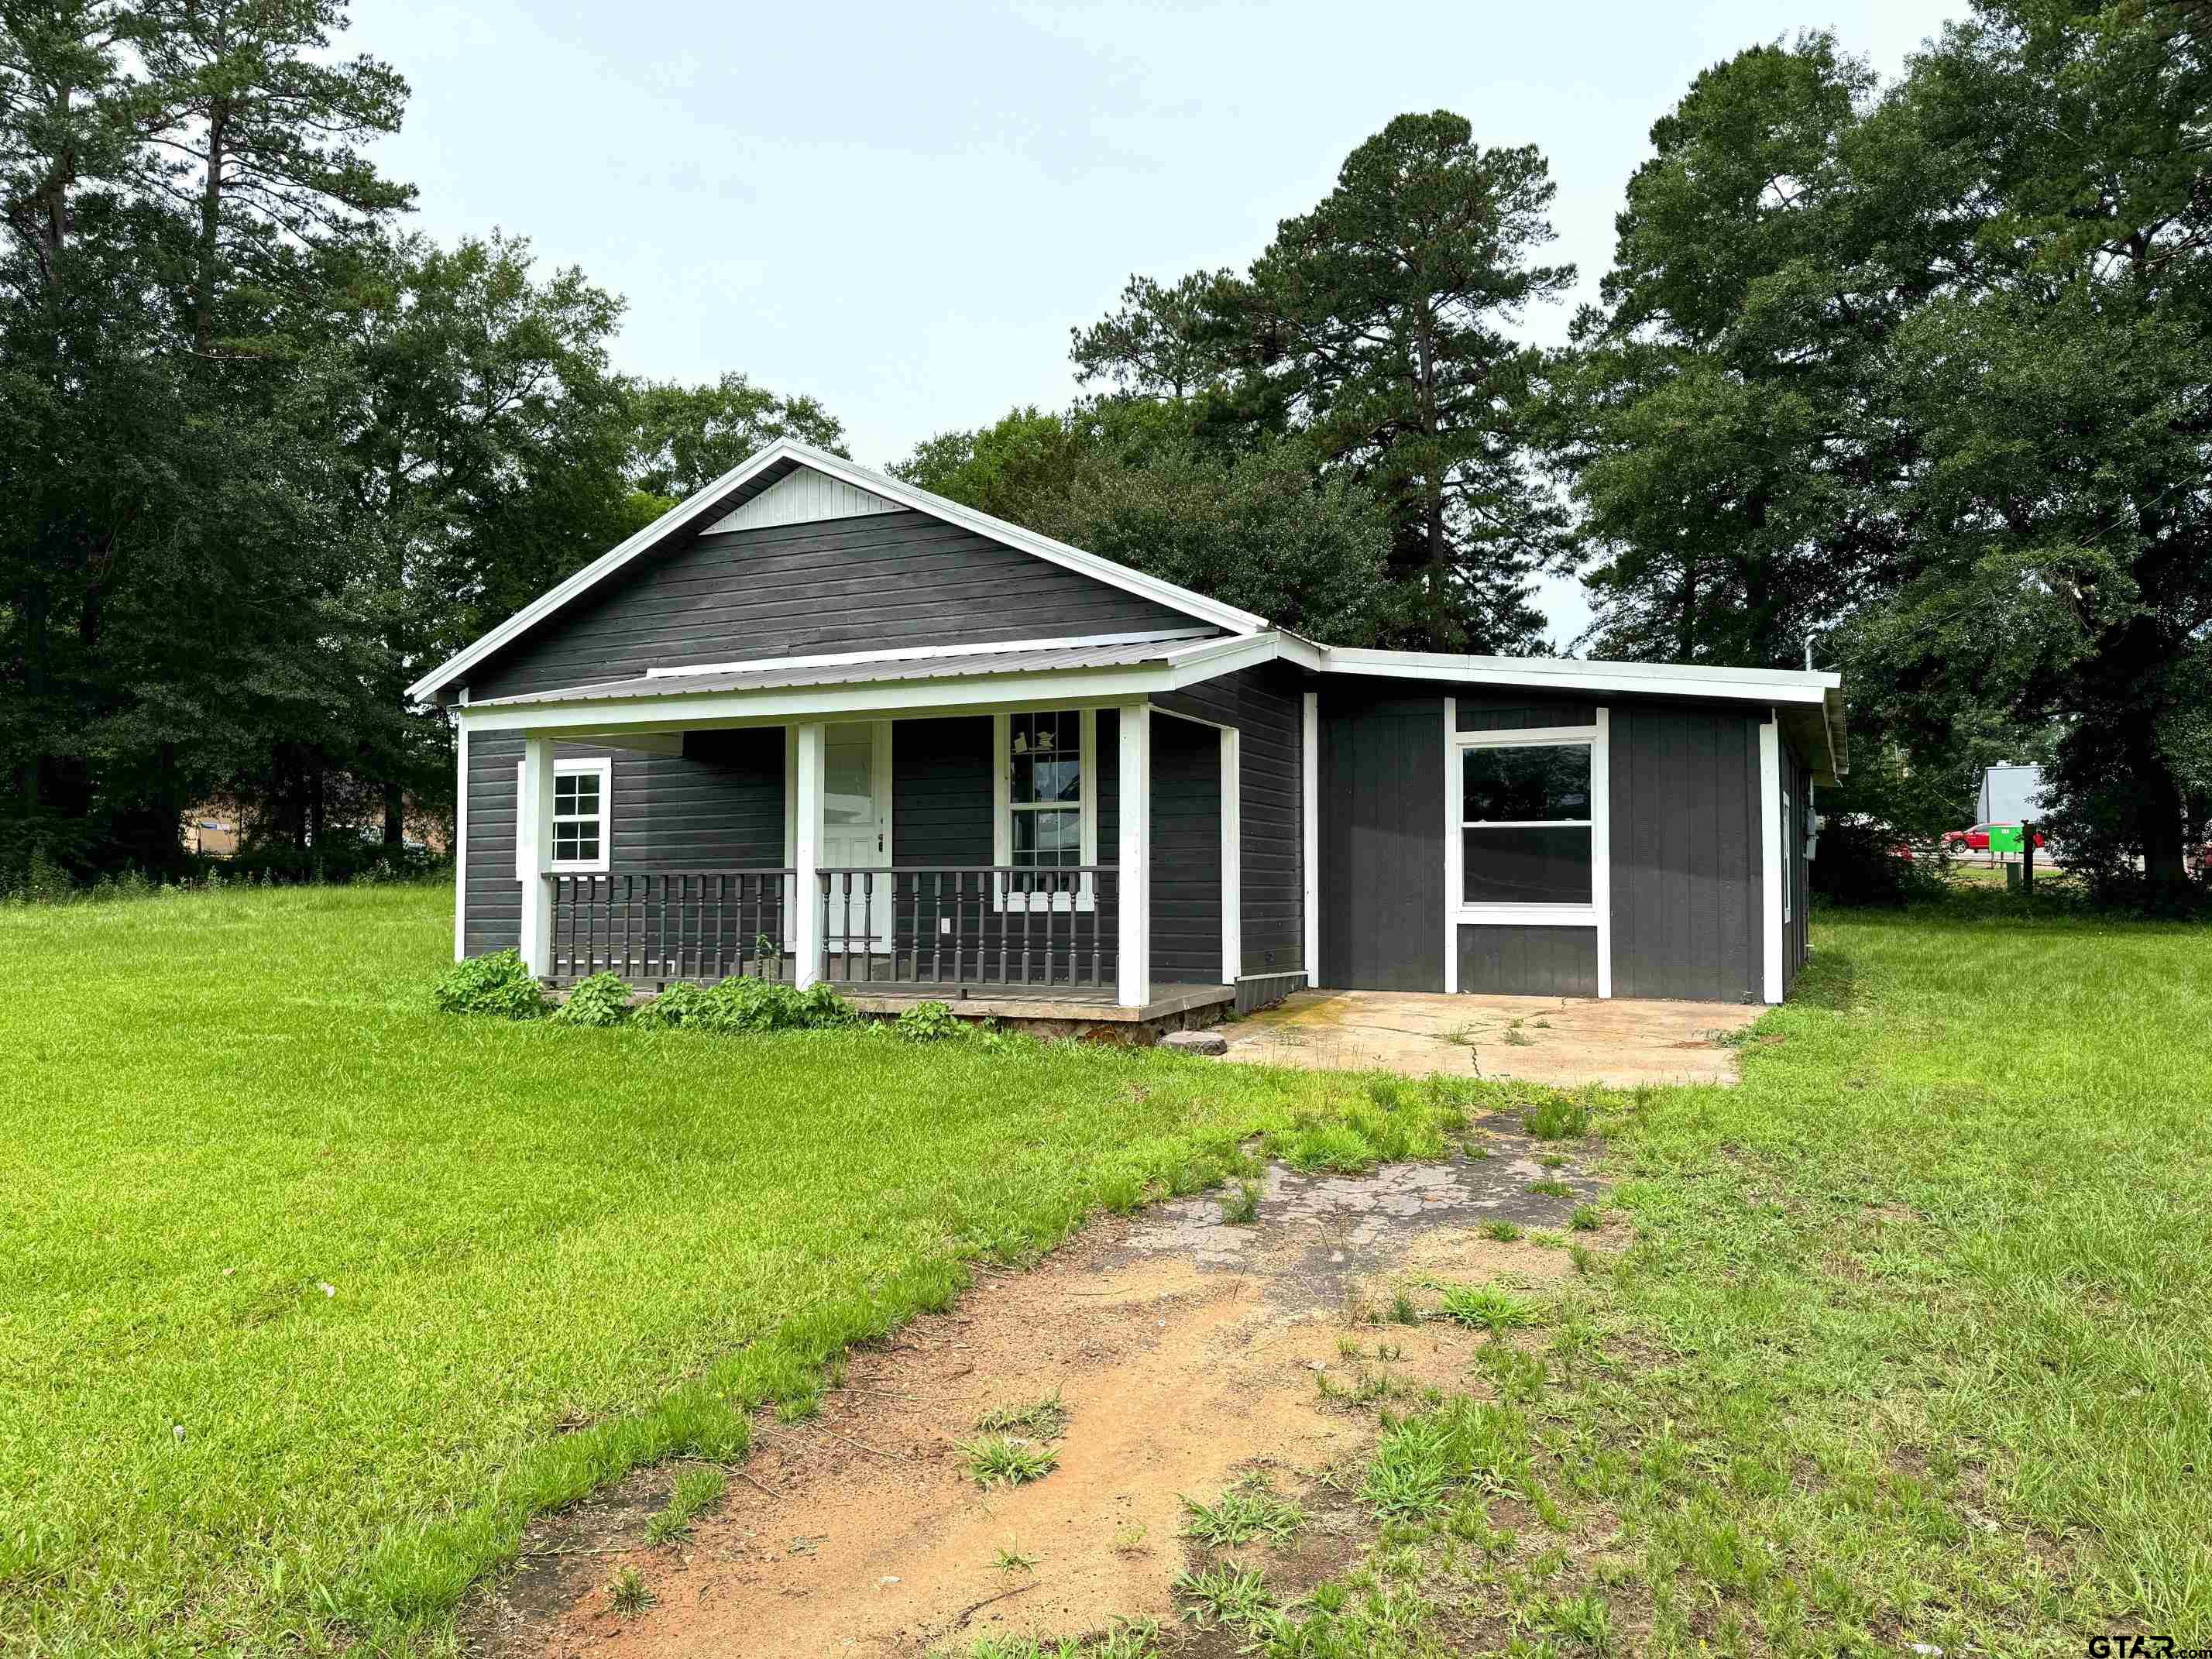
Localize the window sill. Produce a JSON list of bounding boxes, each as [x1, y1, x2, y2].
[[1456, 904, 1598, 926]]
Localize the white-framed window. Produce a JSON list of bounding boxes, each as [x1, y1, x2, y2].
[[993, 709, 1097, 909], [1454, 727, 1598, 920], [518, 756, 612, 874]]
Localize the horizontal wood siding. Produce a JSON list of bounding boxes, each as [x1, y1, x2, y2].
[[1609, 703, 1764, 1003], [1149, 711, 1223, 982], [1456, 926, 1598, 997], [1317, 690, 1447, 992], [1153, 661, 1305, 977], [460, 730, 787, 959], [891, 717, 992, 865], [469, 510, 1209, 699]]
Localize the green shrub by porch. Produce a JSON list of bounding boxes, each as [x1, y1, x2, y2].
[[548, 972, 634, 1028], [431, 949, 547, 1020]]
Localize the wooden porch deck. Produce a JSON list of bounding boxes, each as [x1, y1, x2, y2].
[[830, 981, 1233, 1024]]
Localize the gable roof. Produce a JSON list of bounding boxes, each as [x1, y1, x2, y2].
[[406, 438, 1267, 704]]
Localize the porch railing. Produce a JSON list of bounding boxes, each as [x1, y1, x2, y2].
[[547, 870, 795, 983], [819, 866, 1118, 991]]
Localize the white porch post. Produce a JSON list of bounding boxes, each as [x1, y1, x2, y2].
[[516, 733, 555, 979], [1759, 714, 1784, 1005], [793, 720, 826, 988], [1219, 725, 1242, 984], [1117, 700, 1152, 1008]]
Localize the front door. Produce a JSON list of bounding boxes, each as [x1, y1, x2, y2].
[[821, 721, 892, 953]]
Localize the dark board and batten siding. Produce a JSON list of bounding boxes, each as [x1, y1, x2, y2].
[[1317, 691, 1447, 993], [1457, 926, 1599, 998], [1147, 712, 1224, 983], [1607, 704, 1763, 1003], [1318, 681, 1787, 1003], [468, 510, 1213, 700], [1153, 661, 1307, 980]]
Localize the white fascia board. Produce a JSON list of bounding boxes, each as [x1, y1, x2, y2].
[[407, 438, 1269, 706], [1319, 646, 1837, 706], [457, 632, 1288, 737], [641, 627, 1218, 679]]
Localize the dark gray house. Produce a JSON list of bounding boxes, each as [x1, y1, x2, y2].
[[411, 440, 1845, 1023]]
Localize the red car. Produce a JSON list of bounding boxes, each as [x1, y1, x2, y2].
[[1942, 822, 2046, 852]]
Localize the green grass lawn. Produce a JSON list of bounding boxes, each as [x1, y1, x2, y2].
[[0, 882, 1393, 1656], [5, 882, 2209, 1657], [1121, 898, 2212, 1658]]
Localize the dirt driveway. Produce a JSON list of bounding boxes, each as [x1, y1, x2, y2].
[[1217, 989, 1762, 1087], [465, 1114, 1613, 1657]]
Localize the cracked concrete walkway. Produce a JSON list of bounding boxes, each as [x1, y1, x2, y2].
[[1217, 988, 1760, 1088]]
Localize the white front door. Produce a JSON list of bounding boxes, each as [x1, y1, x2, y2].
[[820, 721, 892, 952]]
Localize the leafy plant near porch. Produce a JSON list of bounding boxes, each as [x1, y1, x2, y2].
[[431, 948, 548, 1019], [549, 972, 634, 1027]]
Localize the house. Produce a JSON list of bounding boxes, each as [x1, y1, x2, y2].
[[408, 439, 1844, 1029]]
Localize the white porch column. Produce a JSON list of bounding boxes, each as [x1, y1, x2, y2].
[[1759, 714, 1784, 1005], [1219, 725, 1242, 984], [516, 733, 555, 979], [1117, 701, 1152, 1008], [793, 721, 826, 988]]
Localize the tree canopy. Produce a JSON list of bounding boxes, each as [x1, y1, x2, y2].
[[1554, 3, 2212, 899]]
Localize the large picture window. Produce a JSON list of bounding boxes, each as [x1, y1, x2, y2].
[[995, 709, 1096, 906], [1458, 740, 1592, 905]]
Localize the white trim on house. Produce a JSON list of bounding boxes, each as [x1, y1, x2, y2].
[[457, 634, 1292, 737], [452, 696, 469, 961], [1449, 716, 1613, 997], [1116, 701, 1152, 1007], [1760, 716, 1784, 1005], [1318, 646, 1837, 706], [794, 722, 826, 988], [1221, 725, 1242, 984], [406, 440, 1267, 702], [516, 737, 556, 977], [1443, 698, 1459, 994], [1593, 708, 1613, 999], [1300, 691, 1319, 984], [641, 628, 1218, 680], [514, 755, 613, 875], [990, 708, 1098, 911], [700, 466, 898, 534]]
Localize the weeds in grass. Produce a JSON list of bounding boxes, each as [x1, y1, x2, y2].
[[1569, 1204, 1601, 1232], [609, 1566, 651, 1616], [958, 1434, 1059, 1489], [1438, 1286, 1540, 1331], [643, 1465, 725, 1544], [1181, 1480, 1308, 1546], [1175, 1561, 1273, 1628], [1221, 1180, 1261, 1224], [974, 1389, 1066, 1438], [1527, 1179, 1572, 1197], [1522, 1094, 1592, 1139], [1481, 1218, 1523, 1242]]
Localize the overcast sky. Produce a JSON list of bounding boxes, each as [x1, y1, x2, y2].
[[366, 0, 1969, 648]]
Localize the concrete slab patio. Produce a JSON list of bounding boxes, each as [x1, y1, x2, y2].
[[1218, 988, 1764, 1088]]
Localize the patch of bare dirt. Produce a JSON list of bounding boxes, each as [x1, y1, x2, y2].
[[462, 1135, 1604, 1658]]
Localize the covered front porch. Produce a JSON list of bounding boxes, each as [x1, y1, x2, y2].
[[486, 678, 1247, 1020]]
